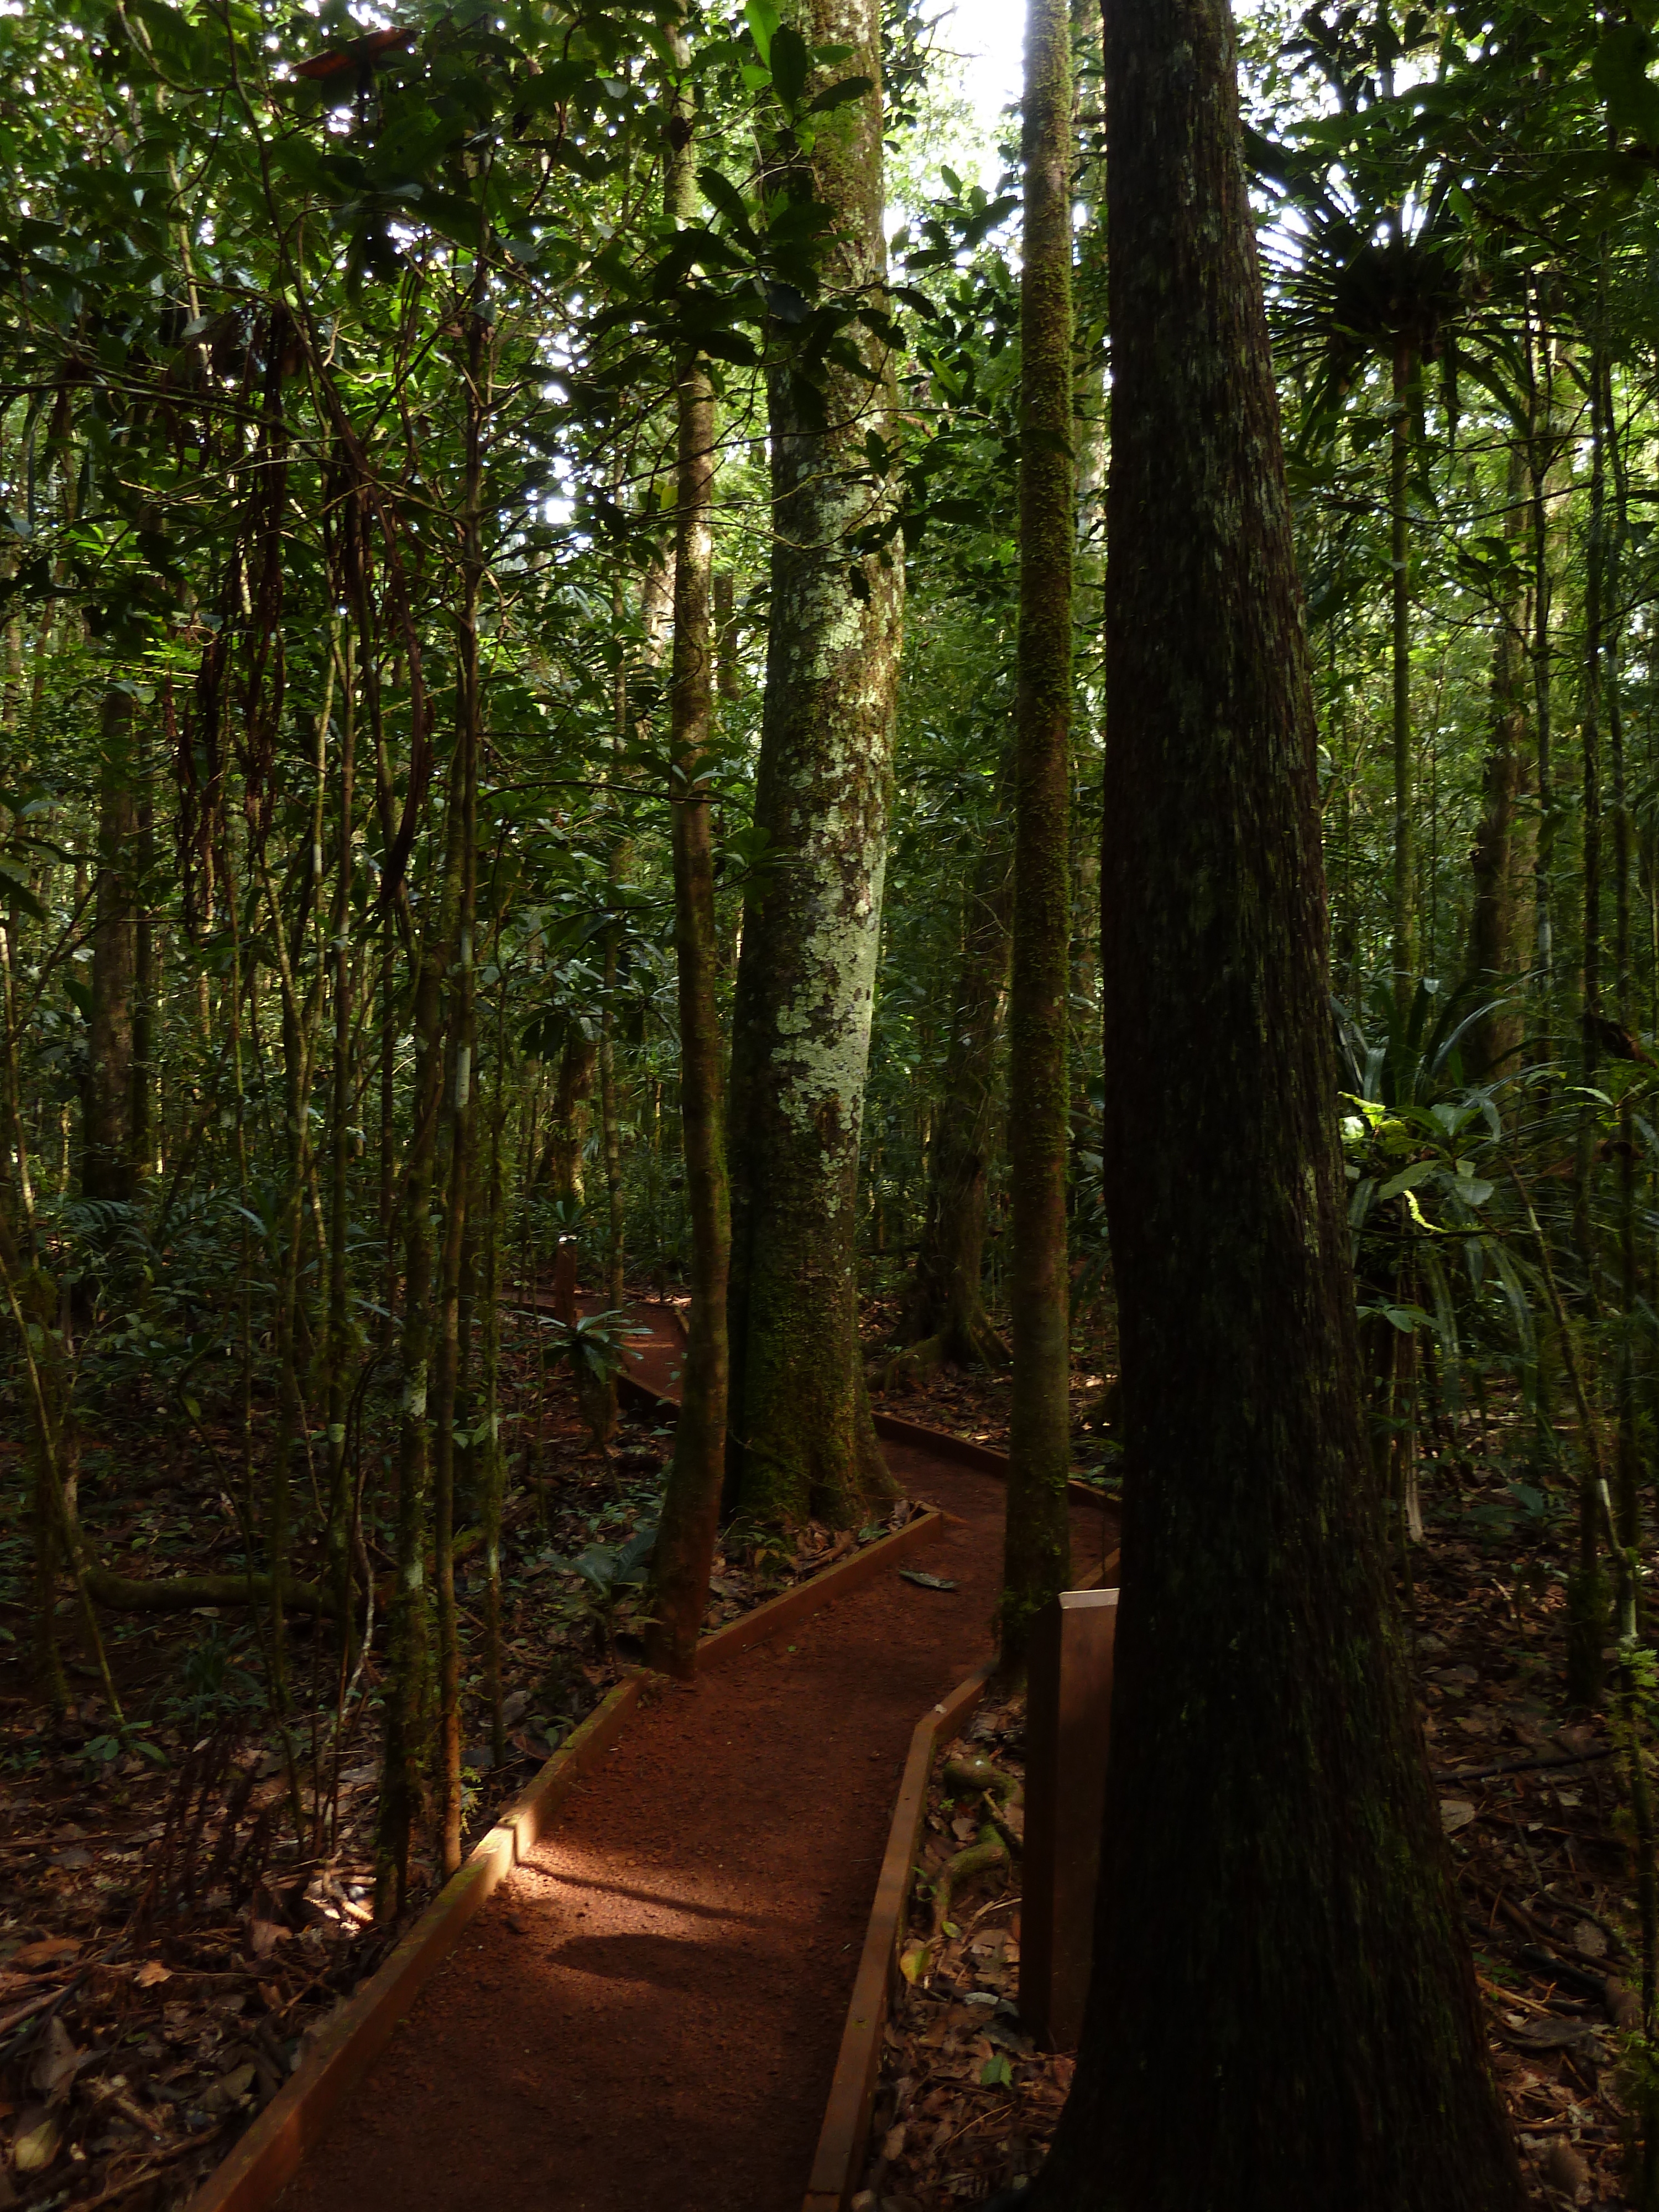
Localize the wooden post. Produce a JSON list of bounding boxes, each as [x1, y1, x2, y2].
[[551, 1234, 578, 1327], [1019, 1587, 1118, 2050]]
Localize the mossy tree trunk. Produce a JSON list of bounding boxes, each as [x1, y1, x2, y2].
[[1001, 0, 1074, 1668], [724, 0, 903, 1532], [1030, 0, 1525, 2200], [646, 49, 731, 1678]]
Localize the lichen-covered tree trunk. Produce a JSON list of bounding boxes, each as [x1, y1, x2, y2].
[[724, 0, 903, 1531], [1464, 441, 1532, 1080], [1028, 0, 1525, 2201], [1000, 0, 1076, 1670], [84, 685, 139, 1204]]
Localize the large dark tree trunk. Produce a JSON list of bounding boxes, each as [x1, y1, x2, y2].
[[1030, 0, 1525, 2203], [724, 0, 902, 1532]]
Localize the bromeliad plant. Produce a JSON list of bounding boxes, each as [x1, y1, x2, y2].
[[1337, 979, 1540, 1551], [535, 1307, 651, 1459]]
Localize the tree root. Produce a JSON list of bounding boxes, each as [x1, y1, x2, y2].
[[869, 1310, 1011, 1396], [944, 1751, 1021, 1806], [931, 1831, 1009, 1938]]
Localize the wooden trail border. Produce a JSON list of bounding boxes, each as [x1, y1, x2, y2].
[[802, 1661, 994, 2212]]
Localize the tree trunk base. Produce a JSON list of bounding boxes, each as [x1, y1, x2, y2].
[[872, 1308, 1010, 1394]]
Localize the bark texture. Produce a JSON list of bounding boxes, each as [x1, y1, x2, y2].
[[1030, 1, 1524, 2202], [725, 0, 903, 1530], [1002, 0, 1075, 1666]]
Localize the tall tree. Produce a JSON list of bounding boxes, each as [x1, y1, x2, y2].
[[1028, 0, 1524, 2200], [724, 0, 904, 1530], [1001, 0, 1074, 1666], [645, 43, 730, 1678]]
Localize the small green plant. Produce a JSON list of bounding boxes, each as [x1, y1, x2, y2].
[[551, 1520, 658, 1662], [161, 1623, 264, 1729]]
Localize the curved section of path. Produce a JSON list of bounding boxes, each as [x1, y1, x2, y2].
[[279, 1311, 1114, 2212]]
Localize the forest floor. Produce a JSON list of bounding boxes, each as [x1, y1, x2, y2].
[[0, 1294, 1647, 2209]]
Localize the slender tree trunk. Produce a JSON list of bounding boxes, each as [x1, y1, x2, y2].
[[1608, 372, 1642, 1572], [1001, 0, 1074, 1668], [324, 640, 358, 1629], [1464, 441, 1532, 1079], [431, 306, 484, 1880], [725, 0, 904, 1530], [1029, 1, 1524, 2199], [375, 770, 463, 1914], [1527, 309, 1565, 1062], [646, 52, 730, 1677], [1390, 336, 1416, 1017], [541, 1029, 597, 1209], [1567, 326, 1612, 1707], [482, 979, 509, 1769], [131, 792, 154, 1180], [887, 815, 1013, 1379], [84, 686, 139, 1204]]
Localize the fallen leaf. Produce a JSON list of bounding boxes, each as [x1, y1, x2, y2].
[[202, 2063, 257, 2112], [248, 1920, 288, 1960], [34, 2015, 80, 2103], [883, 2123, 907, 2160], [13, 1937, 81, 1970], [1439, 1798, 1477, 1835], [13, 2106, 61, 2173], [135, 1960, 172, 1989], [1573, 1920, 1608, 1959], [899, 1570, 957, 1593], [1538, 2138, 1589, 2199], [899, 1939, 934, 1984]]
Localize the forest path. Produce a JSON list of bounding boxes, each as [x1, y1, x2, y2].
[[276, 1308, 1112, 2212]]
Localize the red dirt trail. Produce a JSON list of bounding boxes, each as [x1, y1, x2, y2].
[[278, 1311, 1115, 2212]]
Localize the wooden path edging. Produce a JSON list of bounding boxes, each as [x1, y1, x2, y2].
[[183, 1506, 947, 2212], [801, 1661, 994, 2212]]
